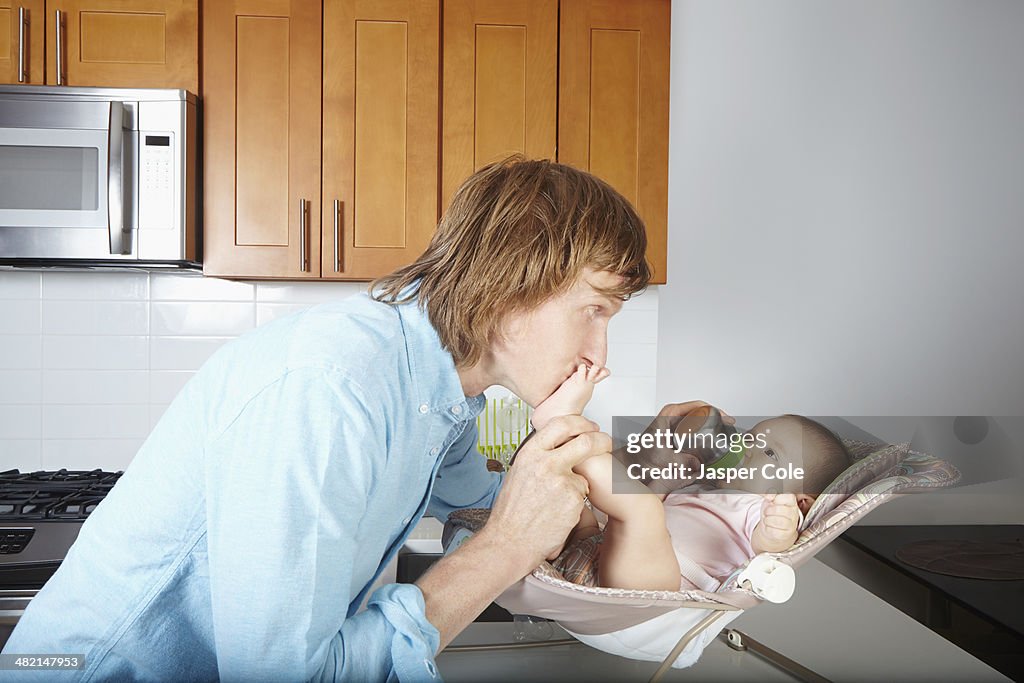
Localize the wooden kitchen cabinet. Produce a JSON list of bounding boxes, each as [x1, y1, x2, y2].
[[1, 0, 197, 90], [204, 0, 671, 283], [321, 0, 439, 280], [47, 0, 198, 92], [443, 0, 669, 284], [441, 0, 557, 210], [0, 0, 44, 84], [203, 0, 322, 279], [559, 0, 670, 284]]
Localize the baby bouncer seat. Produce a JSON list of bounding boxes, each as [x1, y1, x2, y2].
[[442, 439, 960, 676]]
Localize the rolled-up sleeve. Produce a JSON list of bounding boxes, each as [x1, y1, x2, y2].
[[427, 421, 504, 523], [320, 583, 440, 682], [204, 368, 438, 682]]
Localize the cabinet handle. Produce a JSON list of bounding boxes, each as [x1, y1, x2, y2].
[[17, 7, 27, 83], [299, 198, 308, 272], [333, 199, 343, 272], [55, 9, 64, 85]]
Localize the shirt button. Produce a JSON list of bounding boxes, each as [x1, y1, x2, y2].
[[403, 516, 412, 525], [451, 405, 462, 415], [424, 659, 437, 677], [419, 404, 429, 414], [430, 447, 439, 456]]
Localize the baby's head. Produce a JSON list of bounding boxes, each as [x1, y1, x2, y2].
[[730, 415, 851, 514]]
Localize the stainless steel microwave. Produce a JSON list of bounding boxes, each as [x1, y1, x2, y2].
[[0, 86, 198, 267]]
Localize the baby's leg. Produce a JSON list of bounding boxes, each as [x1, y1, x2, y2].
[[574, 454, 680, 591]]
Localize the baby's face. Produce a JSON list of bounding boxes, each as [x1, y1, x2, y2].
[[724, 417, 818, 512], [742, 417, 802, 491]]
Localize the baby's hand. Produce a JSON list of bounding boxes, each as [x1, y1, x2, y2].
[[531, 363, 610, 429], [751, 493, 801, 554]]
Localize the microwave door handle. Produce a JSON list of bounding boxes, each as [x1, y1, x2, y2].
[[107, 102, 129, 255]]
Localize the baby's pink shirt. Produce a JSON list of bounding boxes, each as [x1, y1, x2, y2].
[[662, 488, 764, 592]]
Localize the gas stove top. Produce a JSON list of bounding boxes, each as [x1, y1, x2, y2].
[[0, 469, 123, 576], [0, 469, 123, 521], [0, 469, 125, 642]]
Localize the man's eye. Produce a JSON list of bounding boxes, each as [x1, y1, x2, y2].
[[765, 448, 776, 459]]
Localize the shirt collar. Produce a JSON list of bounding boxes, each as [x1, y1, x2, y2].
[[390, 285, 485, 420]]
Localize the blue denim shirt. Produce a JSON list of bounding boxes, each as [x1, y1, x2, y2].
[[1, 292, 503, 682]]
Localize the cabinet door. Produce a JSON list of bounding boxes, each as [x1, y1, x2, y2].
[[322, 0, 439, 280], [46, 0, 198, 92], [203, 0, 322, 279], [559, 0, 670, 284], [0, 0, 43, 84], [441, 0, 556, 211]]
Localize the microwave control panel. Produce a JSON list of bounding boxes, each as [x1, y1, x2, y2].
[[139, 133, 175, 230]]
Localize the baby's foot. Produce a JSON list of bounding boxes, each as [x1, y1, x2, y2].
[[531, 363, 610, 429]]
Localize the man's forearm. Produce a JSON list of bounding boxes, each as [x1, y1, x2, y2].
[[416, 526, 539, 651]]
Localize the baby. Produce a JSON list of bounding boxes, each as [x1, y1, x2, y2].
[[529, 365, 852, 592]]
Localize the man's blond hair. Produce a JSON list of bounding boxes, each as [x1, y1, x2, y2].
[[372, 156, 651, 367]]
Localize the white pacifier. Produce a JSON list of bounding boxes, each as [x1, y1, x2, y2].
[[735, 554, 796, 603]]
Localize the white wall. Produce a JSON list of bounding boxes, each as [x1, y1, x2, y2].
[[658, 1, 1024, 522], [0, 270, 657, 472]]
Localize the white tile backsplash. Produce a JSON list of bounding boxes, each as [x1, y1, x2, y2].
[[584, 375, 660, 434], [151, 273, 255, 301], [0, 335, 42, 369], [608, 309, 659, 345], [152, 302, 255, 336], [0, 439, 42, 472], [0, 300, 41, 334], [256, 302, 314, 327], [149, 371, 194, 404], [42, 271, 149, 300], [0, 270, 660, 470], [41, 438, 146, 472], [0, 271, 41, 299], [42, 300, 149, 335], [43, 335, 150, 370], [256, 280, 366, 303], [0, 370, 41, 403], [42, 370, 149, 404], [43, 404, 151, 439], [605, 342, 658, 378], [149, 336, 234, 371], [0, 405, 41, 439], [623, 286, 658, 311]]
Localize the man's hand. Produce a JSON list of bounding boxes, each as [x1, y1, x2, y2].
[[483, 415, 611, 569], [751, 493, 801, 554]]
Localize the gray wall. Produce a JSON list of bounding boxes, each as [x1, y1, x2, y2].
[[656, 1, 1024, 522]]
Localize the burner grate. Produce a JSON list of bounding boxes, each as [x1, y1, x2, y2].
[[0, 469, 124, 521]]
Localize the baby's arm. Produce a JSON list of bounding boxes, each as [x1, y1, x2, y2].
[[750, 493, 801, 554]]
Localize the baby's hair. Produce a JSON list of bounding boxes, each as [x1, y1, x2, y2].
[[780, 415, 852, 494]]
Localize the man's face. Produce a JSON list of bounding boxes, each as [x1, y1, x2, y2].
[[489, 268, 625, 408]]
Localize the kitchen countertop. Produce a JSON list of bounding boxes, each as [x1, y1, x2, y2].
[[436, 558, 1010, 682]]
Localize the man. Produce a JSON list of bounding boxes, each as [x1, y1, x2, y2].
[[2, 157, 700, 681]]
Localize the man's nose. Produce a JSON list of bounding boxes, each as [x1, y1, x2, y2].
[[581, 330, 609, 369]]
